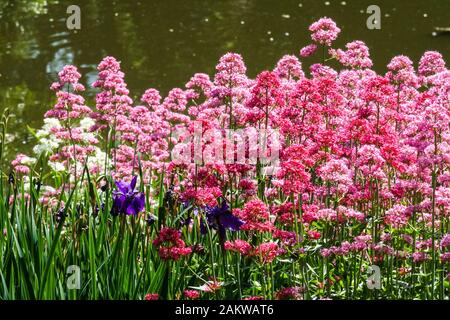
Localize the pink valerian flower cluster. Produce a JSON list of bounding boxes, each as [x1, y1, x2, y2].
[[275, 287, 303, 300], [224, 239, 284, 263], [418, 51, 446, 78], [43, 65, 98, 177], [92, 56, 133, 128], [214, 52, 248, 87], [224, 239, 252, 255], [299, 44, 317, 58], [307, 230, 321, 240], [441, 234, 450, 262], [317, 158, 353, 193], [181, 186, 222, 207], [202, 278, 222, 293], [152, 227, 192, 260], [440, 252, 450, 262], [184, 289, 201, 299], [186, 73, 213, 99], [441, 234, 450, 249], [91, 56, 173, 179], [50, 65, 84, 92], [308, 17, 341, 46], [273, 55, 305, 80], [329, 40, 373, 69], [46, 65, 91, 120], [273, 229, 298, 246], [303, 206, 365, 225], [384, 205, 409, 229], [253, 242, 282, 264], [245, 70, 283, 125], [117, 89, 170, 176], [413, 252, 430, 263], [320, 236, 373, 258], [144, 293, 159, 300], [11, 154, 35, 175], [234, 199, 273, 232], [386, 55, 419, 87], [225, 236, 291, 260]]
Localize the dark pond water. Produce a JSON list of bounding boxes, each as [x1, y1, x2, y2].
[[0, 0, 449, 159]]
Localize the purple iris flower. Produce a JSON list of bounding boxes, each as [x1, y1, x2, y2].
[[111, 176, 145, 216], [201, 201, 244, 238]]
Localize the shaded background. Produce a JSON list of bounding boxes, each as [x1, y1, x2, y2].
[[0, 0, 449, 159]]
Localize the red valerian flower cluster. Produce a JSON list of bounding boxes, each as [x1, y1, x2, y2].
[[152, 227, 192, 260]]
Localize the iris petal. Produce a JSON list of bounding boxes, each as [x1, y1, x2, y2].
[[115, 180, 130, 194], [130, 176, 138, 191], [219, 213, 244, 231], [111, 176, 145, 216], [203, 201, 244, 238]]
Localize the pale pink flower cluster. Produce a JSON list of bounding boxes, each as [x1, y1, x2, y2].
[[308, 17, 341, 46], [299, 43, 317, 58], [418, 51, 446, 78], [92, 56, 133, 129], [384, 205, 409, 229], [12, 154, 34, 175], [44, 65, 98, 176], [329, 40, 373, 69]]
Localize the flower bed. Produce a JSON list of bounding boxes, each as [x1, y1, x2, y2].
[[1, 17, 449, 300]]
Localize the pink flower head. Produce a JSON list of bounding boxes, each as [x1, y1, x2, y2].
[[273, 229, 298, 246], [186, 73, 213, 97], [441, 234, 450, 249], [309, 63, 338, 79], [144, 293, 159, 300], [418, 51, 446, 78], [92, 56, 133, 127], [320, 248, 332, 258], [57, 65, 82, 86], [184, 289, 201, 299], [214, 52, 248, 87], [274, 55, 304, 80], [153, 227, 192, 260], [441, 252, 450, 263], [96, 56, 121, 73], [11, 154, 33, 175], [386, 55, 418, 86], [309, 17, 341, 46], [224, 239, 252, 255], [329, 40, 373, 69], [299, 44, 317, 57], [236, 199, 273, 232], [275, 287, 302, 300], [253, 242, 280, 264], [307, 230, 321, 240], [318, 158, 352, 186], [412, 251, 430, 263], [247, 71, 283, 115], [384, 205, 408, 229], [203, 279, 222, 293], [141, 88, 161, 110]]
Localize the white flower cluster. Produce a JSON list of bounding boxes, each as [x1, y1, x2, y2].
[[87, 146, 109, 172], [32, 117, 109, 176], [79, 117, 97, 142], [20, 155, 37, 166], [33, 118, 62, 155]]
